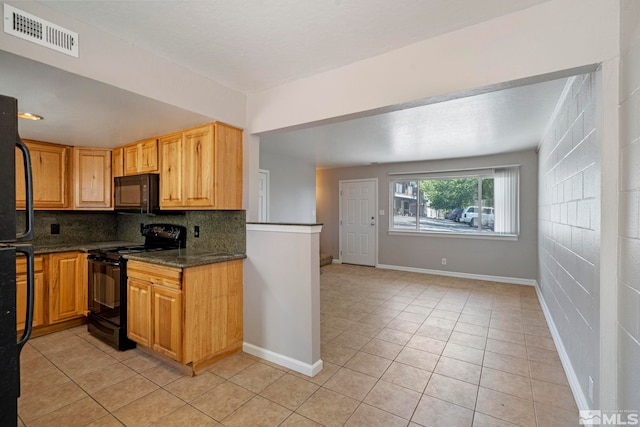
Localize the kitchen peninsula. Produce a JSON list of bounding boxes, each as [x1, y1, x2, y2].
[[244, 223, 323, 377], [126, 249, 246, 375]]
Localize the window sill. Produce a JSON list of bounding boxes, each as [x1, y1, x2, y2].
[[388, 230, 519, 241]]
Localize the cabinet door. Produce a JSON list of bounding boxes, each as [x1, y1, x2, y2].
[[183, 125, 214, 208], [16, 271, 44, 331], [48, 252, 84, 324], [112, 147, 124, 178], [127, 278, 152, 347], [183, 260, 243, 363], [139, 139, 159, 173], [124, 144, 139, 176], [74, 148, 112, 209], [152, 285, 182, 361], [16, 140, 70, 209], [159, 132, 183, 208], [214, 123, 243, 209]]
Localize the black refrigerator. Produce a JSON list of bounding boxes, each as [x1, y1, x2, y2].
[[0, 95, 35, 423]]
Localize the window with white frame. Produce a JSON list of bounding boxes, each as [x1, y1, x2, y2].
[[389, 166, 519, 236]]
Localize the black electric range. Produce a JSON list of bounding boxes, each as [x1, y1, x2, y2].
[[86, 224, 186, 350]]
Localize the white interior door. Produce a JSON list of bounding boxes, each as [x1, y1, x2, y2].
[[258, 169, 269, 222], [340, 179, 377, 266]]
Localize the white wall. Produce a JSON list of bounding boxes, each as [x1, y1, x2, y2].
[[317, 150, 538, 281], [618, 0, 640, 411], [259, 147, 317, 223], [537, 73, 601, 408], [244, 224, 322, 376]]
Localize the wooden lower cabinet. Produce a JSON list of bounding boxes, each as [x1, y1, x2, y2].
[[152, 285, 182, 361], [127, 259, 243, 373], [16, 251, 87, 336], [16, 256, 45, 331], [127, 278, 152, 347], [48, 252, 86, 324]]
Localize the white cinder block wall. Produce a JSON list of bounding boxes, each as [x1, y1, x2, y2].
[[619, 0, 640, 411], [538, 73, 601, 408]]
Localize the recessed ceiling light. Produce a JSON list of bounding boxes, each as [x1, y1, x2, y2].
[[18, 112, 44, 121]]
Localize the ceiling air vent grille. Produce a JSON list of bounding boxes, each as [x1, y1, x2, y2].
[[3, 4, 78, 58]]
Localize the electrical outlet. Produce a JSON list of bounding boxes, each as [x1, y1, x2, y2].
[[194, 225, 200, 238], [441, 258, 447, 265], [588, 376, 594, 402], [50, 224, 60, 234]]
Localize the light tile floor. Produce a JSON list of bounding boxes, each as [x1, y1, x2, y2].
[[18, 264, 579, 426]]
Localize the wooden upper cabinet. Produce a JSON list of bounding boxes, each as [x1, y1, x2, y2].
[[183, 125, 215, 208], [213, 123, 243, 210], [159, 122, 242, 210], [73, 148, 112, 209], [124, 138, 159, 175], [16, 140, 71, 209], [159, 132, 183, 208], [112, 147, 124, 178], [140, 139, 159, 172]]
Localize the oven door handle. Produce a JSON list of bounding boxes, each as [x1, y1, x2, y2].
[[89, 257, 120, 267]]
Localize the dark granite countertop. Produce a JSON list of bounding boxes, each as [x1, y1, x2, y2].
[[124, 248, 246, 268], [31, 242, 245, 268], [246, 222, 323, 226], [33, 241, 141, 255]]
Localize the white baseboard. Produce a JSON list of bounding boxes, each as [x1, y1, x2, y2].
[[534, 283, 589, 410], [376, 263, 537, 286], [243, 342, 323, 377]]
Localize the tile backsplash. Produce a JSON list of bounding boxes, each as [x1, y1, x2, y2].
[[117, 210, 246, 253], [18, 211, 117, 245], [19, 210, 246, 254]]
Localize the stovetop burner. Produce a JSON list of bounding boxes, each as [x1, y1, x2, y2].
[[88, 224, 187, 260]]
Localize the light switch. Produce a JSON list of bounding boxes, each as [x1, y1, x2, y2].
[[379, 210, 385, 216]]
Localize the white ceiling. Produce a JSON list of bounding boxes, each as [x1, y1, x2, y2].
[[2, 0, 569, 166], [0, 50, 212, 147], [39, 0, 550, 93], [260, 77, 569, 169]]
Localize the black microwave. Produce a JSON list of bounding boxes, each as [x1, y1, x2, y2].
[[114, 173, 159, 214]]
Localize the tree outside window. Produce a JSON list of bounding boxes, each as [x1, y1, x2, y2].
[[390, 168, 517, 236]]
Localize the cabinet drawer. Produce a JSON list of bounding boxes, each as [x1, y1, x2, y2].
[[127, 261, 182, 289], [16, 256, 44, 274]]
